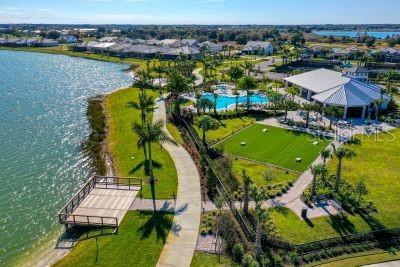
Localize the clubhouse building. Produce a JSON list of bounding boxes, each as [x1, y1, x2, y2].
[[284, 68, 390, 119]]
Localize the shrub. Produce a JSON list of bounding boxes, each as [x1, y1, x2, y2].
[[232, 243, 244, 263], [250, 260, 260, 267], [263, 257, 271, 267], [273, 255, 283, 266], [242, 254, 255, 267]]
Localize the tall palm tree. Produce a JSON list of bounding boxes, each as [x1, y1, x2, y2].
[[302, 103, 316, 128], [197, 115, 219, 145], [310, 164, 327, 197], [128, 92, 155, 159], [320, 148, 331, 165], [132, 120, 176, 212], [238, 76, 257, 111], [153, 64, 165, 96], [331, 144, 356, 193], [286, 86, 299, 101], [242, 169, 252, 214], [242, 60, 254, 76], [233, 89, 240, 111], [250, 185, 268, 260], [226, 66, 244, 83]]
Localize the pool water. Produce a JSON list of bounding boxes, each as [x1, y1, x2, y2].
[[202, 93, 268, 110]]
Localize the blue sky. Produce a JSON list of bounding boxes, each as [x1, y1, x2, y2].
[[1, 0, 400, 25]]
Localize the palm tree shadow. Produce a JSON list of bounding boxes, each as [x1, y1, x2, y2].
[[137, 211, 174, 244], [328, 214, 356, 235], [360, 213, 386, 231], [129, 159, 163, 175]]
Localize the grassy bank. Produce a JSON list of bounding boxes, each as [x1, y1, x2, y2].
[[54, 211, 173, 267], [105, 87, 178, 199], [83, 96, 107, 175], [191, 252, 233, 267]]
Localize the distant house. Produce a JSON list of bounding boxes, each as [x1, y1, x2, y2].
[[179, 39, 200, 48], [108, 43, 133, 57], [40, 39, 59, 47], [26, 38, 40, 47], [342, 66, 369, 83], [242, 41, 274, 55], [92, 42, 116, 53], [58, 34, 78, 44], [115, 37, 134, 44], [379, 47, 400, 63], [333, 46, 360, 59], [284, 68, 389, 118], [156, 39, 180, 47], [4, 38, 21, 47], [0, 37, 6, 45], [98, 36, 118, 43], [200, 41, 223, 53]]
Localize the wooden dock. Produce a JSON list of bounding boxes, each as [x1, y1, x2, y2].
[[58, 176, 142, 230]]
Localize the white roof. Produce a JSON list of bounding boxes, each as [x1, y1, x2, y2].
[[284, 68, 349, 93], [285, 68, 389, 107], [93, 42, 116, 48]]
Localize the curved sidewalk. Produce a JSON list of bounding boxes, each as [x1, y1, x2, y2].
[[154, 97, 201, 267]]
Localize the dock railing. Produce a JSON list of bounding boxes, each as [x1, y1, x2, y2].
[[58, 176, 142, 228]]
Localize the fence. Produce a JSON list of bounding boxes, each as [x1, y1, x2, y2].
[[58, 175, 142, 229], [173, 114, 254, 241]]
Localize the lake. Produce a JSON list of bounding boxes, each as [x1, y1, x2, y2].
[[0, 50, 132, 265], [313, 30, 400, 39]]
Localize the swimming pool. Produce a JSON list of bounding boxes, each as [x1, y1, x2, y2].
[[202, 92, 268, 110]]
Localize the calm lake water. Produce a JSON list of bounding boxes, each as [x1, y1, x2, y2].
[[313, 30, 400, 39], [0, 50, 132, 265]]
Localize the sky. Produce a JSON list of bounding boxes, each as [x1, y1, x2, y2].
[[0, 0, 400, 25]]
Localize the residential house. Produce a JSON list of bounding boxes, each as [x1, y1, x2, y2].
[[58, 34, 78, 44], [242, 41, 274, 55], [4, 38, 21, 47], [179, 39, 200, 48], [40, 39, 59, 47], [333, 46, 361, 59], [26, 38, 40, 47], [380, 47, 400, 63], [284, 68, 389, 118], [98, 36, 118, 43], [92, 42, 116, 53], [200, 41, 223, 53], [156, 39, 180, 47], [342, 66, 369, 83]]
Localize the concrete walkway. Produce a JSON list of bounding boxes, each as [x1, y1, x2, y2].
[[364, 260, 400, 267], [154, 97, 201, 267], [192, 67, 204, 86]]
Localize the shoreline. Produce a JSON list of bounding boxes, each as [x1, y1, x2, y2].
[[1, 49, 133, 266]]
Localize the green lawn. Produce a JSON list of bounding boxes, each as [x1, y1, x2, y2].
[[166, 122, 184, 145], [216, 124, 331, 172], [54, 211, 173, 267], [195, 117, 256, 143], [191, 252, 233, 267], [105, 88, 178, 199], [270, 129, 400, 244], [315, 249, 400, 267], [230, 157, 298, 186]]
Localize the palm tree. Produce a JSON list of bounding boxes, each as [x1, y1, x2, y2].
[[242, 169, 252, 214], [250, 185, 268, 260], [302, 103, 316, 128], [286, 86, 299, 101], [132, 120, 176, 212], [128, 92, 155, 160], [320, 148, 331, 165], [197, 115, 219, 145], [242, 60, 254, 76], [233, 89, 240, 111], [310, 164, 327, 197], [226, 66, 244, 83], [238, 76, 257, 111], [324, 106, 344, 130], [167, 71, 191, 100], [266, 90, 283, 118], [331, 144, 356, 193], [153, 64, 165, 96]]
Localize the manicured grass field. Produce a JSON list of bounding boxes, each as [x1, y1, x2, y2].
[[191, 252, 233, 267], [105, 88, 178, 199], [316, 249, 400, 267], [216, 124, 331, 172], [54, 211, 173, 267], [270, 129, 400, 244], [230, 157, 298, 186], [195, 116, 256, 143]]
